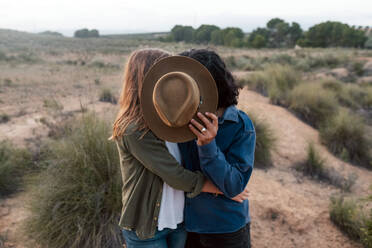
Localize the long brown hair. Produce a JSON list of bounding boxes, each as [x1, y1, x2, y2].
[[111, 48, 170, 139]]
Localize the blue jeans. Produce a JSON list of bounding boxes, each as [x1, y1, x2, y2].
[[122, 223, 187, 248]]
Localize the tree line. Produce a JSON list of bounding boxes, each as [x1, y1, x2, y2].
[[162, 18, 371, 49]]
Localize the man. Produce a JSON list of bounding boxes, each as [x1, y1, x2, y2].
[[179, 49, 256, 248]]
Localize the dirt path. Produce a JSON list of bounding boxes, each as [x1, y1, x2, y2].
[[0, 193, 29, 248]]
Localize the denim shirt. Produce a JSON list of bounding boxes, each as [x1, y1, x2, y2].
[[178, 105, 256, 233]]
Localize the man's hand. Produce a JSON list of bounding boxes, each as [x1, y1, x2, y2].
[[231, 184, 249, 203], [189, 112, 218, 146]]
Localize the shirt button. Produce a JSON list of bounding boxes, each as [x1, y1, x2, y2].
[[157, 203, 160, 207], [154, 217, 157, 221]]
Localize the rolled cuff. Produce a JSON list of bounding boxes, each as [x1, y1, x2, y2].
[[197, 139, 218, 158], [186, 171, 205, 198]]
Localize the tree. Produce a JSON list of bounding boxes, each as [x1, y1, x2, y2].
[[303, 21, 367, 47], [248, 28, 269, 48], [221, 27, 244, 47], [266, 18, 290, 47], [74, 28, 100, 38], [194, 25, 220, 43], [211, 30, 223, 45], [365, 37, 372, 49], [251, 34, 266, 48], [288, 22, 303, 46], [170, 25, 194, 42]]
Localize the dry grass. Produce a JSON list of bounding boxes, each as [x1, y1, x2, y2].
[[320, 110, 371, 168], [25, 113, 123, 248], [288, 82, 339, 128]]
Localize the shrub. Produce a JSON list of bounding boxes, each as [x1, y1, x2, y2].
[[296, 143, 356, 191], [271, 54, 296, 65], [248, 113, 276, 169], [224, 56, 237, 70], [99, 88, 117, 104], [3, 78, 13, 86], [241, 64, 301, 105], [343, 84, 370, 109], [0, 113, 10, 124], [0, 51, 7, 61], [43, 98, 63, 111], [264, 64, 301, 105], [298, 143, 325, 178], [330, 195, 372, 247], [320, 110, 371, 168], [322, 79, 343, 92], [288, 83, 339, 128], [351, 61, 365, 76], [26, 114, 123, 248], [239, 71, 269, 95], [0, 141, 32, 197], [305, 53, 348, 69], [330, 197, 363, 241]]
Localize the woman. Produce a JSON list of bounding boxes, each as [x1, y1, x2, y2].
[[111, 48, 248, 248]]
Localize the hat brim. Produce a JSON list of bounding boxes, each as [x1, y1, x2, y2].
[[141, 56, 218, 143]]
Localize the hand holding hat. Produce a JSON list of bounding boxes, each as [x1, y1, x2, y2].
[[141, 56, 218, 143], [189, 112, 218, 146]]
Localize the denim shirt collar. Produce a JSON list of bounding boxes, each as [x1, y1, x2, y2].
[[218, 105, 239, 124]]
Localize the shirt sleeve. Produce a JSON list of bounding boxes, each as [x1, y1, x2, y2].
[[197, 130, 255, 198], [123, 129, 205, 198]]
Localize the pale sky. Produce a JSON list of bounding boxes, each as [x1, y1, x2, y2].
[[0, 0, 371, 36]]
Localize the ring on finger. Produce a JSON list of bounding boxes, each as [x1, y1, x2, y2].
[[201, 127, 207, 133]]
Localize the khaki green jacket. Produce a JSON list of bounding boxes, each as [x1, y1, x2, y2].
[[115, 124, 205, 240]]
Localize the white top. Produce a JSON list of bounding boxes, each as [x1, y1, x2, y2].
[[157, 141, 185, 231]]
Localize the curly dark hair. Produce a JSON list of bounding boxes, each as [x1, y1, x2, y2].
[[179, 49, 240, 109]]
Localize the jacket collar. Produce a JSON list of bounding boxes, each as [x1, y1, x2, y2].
[[218, 105, 239, 124]]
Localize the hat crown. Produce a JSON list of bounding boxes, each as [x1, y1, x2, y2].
[[153, 71, 200, 127]]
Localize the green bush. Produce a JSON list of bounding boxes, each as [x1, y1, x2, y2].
[[321, 80, 371, 109], [265, 64, 301, 105], [298, 143, 325, 178], [239, 71, 269, 95], [0, 113, 10, 124], [0, 141, 32, 197], [99, 88, 117, 104], [296, 143, 356, 191], [320, 110, 371, 168], [343, 84, 371, 109], [241, 64, 301, 105], [247, 113, 276, 169], [26, 114, 123, 248], [288, 83, 339, 128], [330, 195, 372, 247], [43, 98, 63, 111], [351, 61, 365, 76], [305, 53, 348, 69]]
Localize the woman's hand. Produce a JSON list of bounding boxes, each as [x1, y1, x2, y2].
[[231, 184, 249, 203], [189, 112, 218, 146]]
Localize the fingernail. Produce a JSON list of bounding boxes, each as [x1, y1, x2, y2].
[[206, 112, 209, 115]]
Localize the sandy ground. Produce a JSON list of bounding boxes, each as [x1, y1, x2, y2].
[[1, 87, 370, 247]]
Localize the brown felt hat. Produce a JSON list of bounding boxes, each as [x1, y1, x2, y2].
[[141, 56, 218, 142]]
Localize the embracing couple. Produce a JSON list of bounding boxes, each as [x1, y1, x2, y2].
[[111, 49, 256, 248]]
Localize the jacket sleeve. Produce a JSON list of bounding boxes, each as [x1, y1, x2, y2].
[[123, 129, 205, 198], [197, 130, 255, 198]]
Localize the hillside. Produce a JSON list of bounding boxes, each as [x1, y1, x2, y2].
[[0, 29, 371, 247]]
